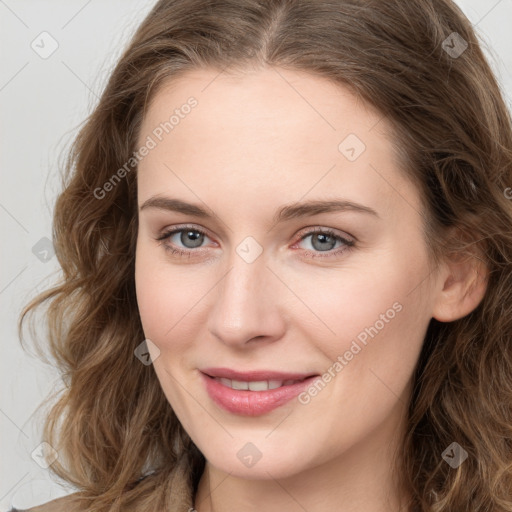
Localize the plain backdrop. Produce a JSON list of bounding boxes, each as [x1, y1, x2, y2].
[[1, 0, 511, 509]]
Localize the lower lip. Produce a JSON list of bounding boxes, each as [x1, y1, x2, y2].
[[201, 373, 319, 416]]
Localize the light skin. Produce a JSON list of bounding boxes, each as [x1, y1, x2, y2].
[[134, 66, 488, 512]]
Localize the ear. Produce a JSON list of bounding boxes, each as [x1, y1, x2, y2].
[[432, 248, 489, 322]]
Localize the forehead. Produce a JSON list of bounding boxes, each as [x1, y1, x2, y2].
[[139, 66, 390, 148], [136, 67, 421, 222]]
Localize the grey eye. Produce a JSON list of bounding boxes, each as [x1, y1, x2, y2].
[[176, 230, 205, 249], [308, 233, 338, 251]]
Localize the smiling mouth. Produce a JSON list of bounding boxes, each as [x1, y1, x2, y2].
[[210, 376, 311, 391], [200, 368, 320, 415]]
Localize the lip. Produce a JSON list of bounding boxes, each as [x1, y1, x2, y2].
[[201, 367, 315, 381], [200, 367, 319, 416]]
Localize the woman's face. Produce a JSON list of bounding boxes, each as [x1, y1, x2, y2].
[[135, 67, 441, 480]]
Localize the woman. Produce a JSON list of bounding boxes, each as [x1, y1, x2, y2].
[[16, 0, 512, 510]]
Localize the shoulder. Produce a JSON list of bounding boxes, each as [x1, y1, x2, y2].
[[9, 457, 195, 511], [9, 493, 81, 512]]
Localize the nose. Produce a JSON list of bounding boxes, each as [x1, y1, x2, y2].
[[207, 245, 286, 348]]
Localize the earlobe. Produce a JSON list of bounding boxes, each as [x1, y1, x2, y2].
[[432, 252, 489, 323]]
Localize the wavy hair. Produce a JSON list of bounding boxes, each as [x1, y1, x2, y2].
[[18, 0, 512, 510]]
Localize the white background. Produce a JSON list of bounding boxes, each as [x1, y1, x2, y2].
[[1, 0, 511, 509]]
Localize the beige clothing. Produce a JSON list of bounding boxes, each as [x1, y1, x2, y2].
[[10, 456, 195, 512]]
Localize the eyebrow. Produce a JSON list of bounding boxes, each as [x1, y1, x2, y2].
[[139, 196, 380, 223]]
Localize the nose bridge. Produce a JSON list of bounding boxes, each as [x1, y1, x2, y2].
[[207, 239, 282, 345]]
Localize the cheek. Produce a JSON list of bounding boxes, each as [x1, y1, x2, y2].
[[135, 241, 177, 343], [315, 266, 431, 406], [299, 255, 432, 400], [134, 241, 210, 354], [289, 249, 428, 349]]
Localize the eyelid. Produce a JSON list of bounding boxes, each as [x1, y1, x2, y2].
[[156, 223, 356, 258], [290, 227, 355, 259], [156, 223, 213, 242], [157, 224, 355, 242], [293, 225, 356, 244]]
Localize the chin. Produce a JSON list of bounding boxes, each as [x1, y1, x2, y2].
[[199, 436, 320, 480]]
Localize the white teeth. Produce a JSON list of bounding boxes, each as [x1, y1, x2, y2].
[[231, 379, 249, 390], [214, 377, 300, 390], [248, 381, 269, 391]]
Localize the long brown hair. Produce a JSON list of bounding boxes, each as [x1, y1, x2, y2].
[[19, 0, 512, 510]]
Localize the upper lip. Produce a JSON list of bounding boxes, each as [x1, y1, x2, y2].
[[201, 367, 317, 381]]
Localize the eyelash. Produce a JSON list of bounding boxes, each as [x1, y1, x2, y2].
[[155, 224, 356, 259]]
